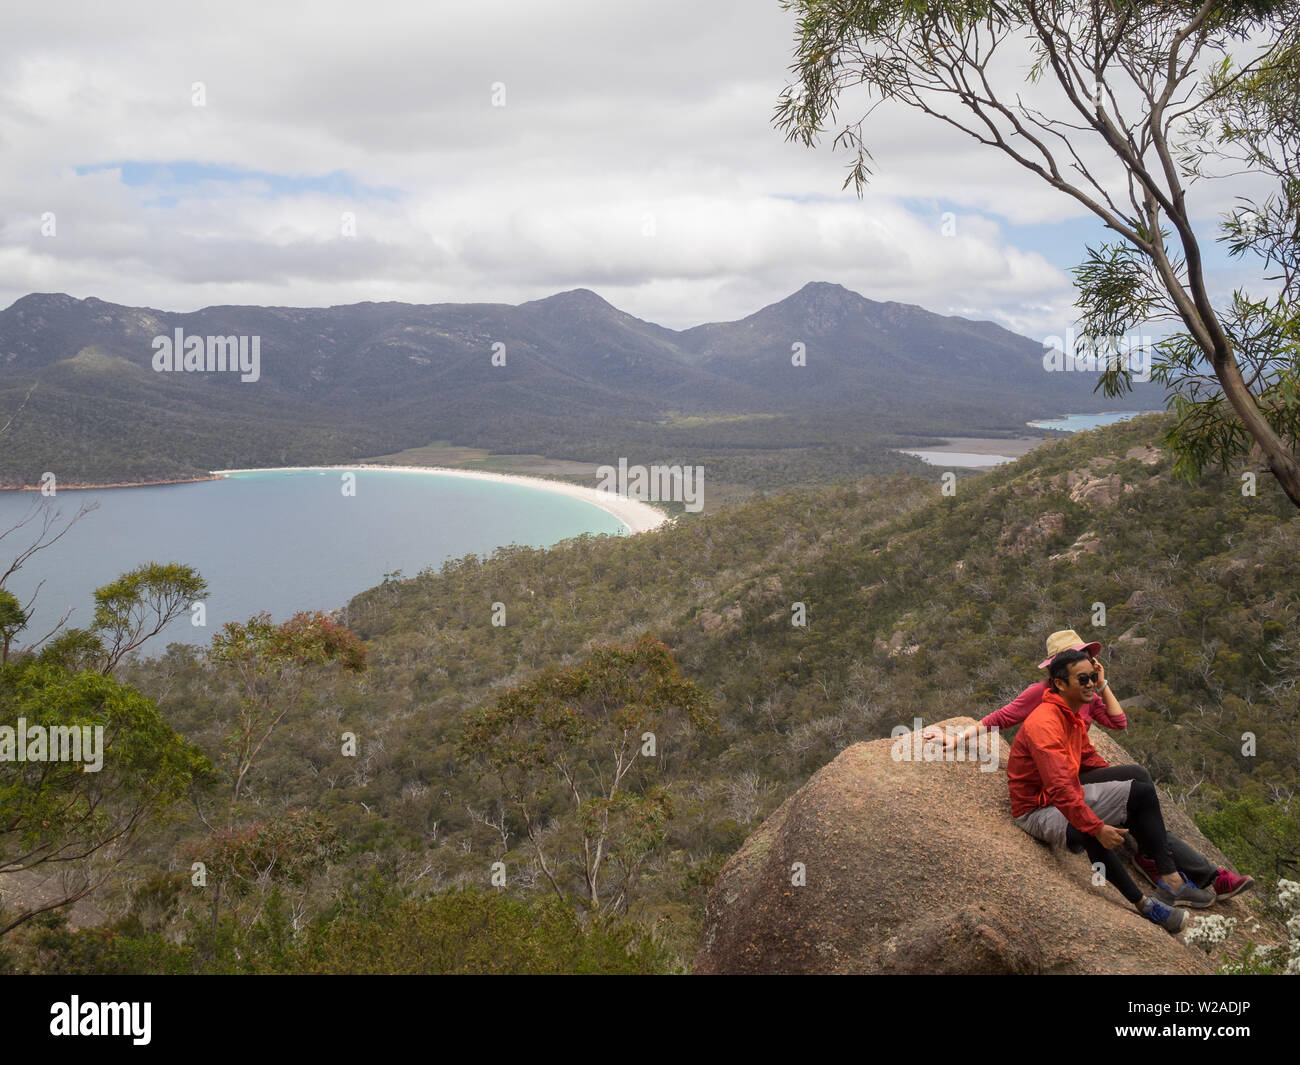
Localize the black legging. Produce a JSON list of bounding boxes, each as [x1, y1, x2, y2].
[[1064, 776, 1176, 905], [1078, 765, 1216, 889]]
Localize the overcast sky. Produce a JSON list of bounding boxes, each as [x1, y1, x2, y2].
[[0, 0, 1274, 340]]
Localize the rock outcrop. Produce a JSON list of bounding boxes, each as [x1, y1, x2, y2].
[[695, 719, 1274, 974], [998, 511, 1064, 555]]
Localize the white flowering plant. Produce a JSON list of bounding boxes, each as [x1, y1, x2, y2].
[[1200, 878, 1300, 975]]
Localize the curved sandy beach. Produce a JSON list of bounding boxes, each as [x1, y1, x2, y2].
[[210, 464, 672, 535]]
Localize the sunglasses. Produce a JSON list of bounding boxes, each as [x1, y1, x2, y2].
[[1073, 672, 1100, 686]]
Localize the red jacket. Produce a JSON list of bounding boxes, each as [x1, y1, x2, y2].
[[1007, 690, 1110, 835]]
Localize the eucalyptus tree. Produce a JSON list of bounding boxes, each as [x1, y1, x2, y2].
[[775, 0, 1300, 505]]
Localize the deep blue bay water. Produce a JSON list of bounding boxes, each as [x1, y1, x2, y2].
[[0, 468, 626, 656]]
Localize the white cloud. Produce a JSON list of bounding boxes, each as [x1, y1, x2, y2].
[[0, 0, 1278, 340]]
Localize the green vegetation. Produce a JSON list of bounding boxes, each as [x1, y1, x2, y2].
[[4, 889, 674, 975], [293, 890, 675, 975], [0, 546, 212, 936], [460, 636, 713, 914], [2, 411, 1296, 971], [0, 656, 209, 936]]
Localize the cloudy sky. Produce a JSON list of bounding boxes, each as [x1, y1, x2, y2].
[[0, 0, 1274, 340]]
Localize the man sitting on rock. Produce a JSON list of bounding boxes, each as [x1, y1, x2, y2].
[[1007, 649, 1214, 933], [931, 627, 1252, 901]]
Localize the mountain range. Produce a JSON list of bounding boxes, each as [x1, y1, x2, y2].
[[0, 282, 1160, 488]]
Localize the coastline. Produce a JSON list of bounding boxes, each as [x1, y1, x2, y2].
[[1, 474, 220, 492], [211, 463, 673, 535]]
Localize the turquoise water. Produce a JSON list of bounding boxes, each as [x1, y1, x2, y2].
[[0, 468, 625, 656], [1026, 411, 1157, 432]]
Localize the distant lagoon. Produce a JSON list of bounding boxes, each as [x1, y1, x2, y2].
[[0, 467, 627, 656], [898, 411, 1158, 469], [1026, 411, 1158, 432], [898, 450, 1016, 467]]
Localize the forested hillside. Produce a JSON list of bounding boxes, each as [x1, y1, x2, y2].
[[3, 412, 1295, 973], [0, 283, 1157, 491]]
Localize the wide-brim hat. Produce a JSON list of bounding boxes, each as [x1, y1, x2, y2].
[[1038, 628, 1102, 669]]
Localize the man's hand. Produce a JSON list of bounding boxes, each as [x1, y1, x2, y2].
[[1090, 657, 1107, 688], [921, 725, 960, 751], [1095, 824, 1128, 850]]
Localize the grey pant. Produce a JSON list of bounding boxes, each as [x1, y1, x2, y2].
[[1014, 779, 1132, 851]]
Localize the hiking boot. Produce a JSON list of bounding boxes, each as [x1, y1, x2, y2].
[[1141, 897, 1188, 933], [1213, 869, 1254, 900], [1156, 875, 1215, 909], [1132, 852, 1161, 888]]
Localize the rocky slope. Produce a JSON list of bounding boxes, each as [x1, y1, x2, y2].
[[695, 718, 1282, 974]]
